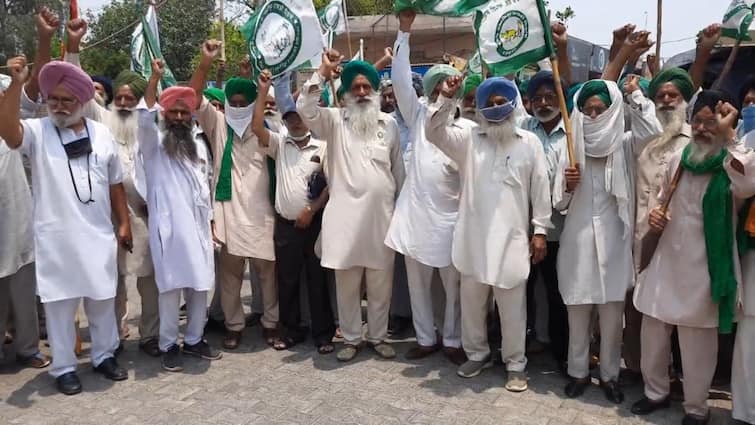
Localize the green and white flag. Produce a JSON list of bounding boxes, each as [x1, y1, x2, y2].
[[241, 0, 325, 78], [467, 51, 482, 74], [722, 0, 755, 41], [473, 0, 554, 76], [393, 0, 490, 17], [320, 0, 347, 47], [130, 4, 176, 89]]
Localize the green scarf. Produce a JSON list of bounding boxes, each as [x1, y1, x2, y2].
[[738, 197, 755, 254], [215, 126, 235, 202], [681, 145, 736, 334]]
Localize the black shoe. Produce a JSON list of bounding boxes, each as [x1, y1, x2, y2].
[[681, 413, 710, 425], [56, 371, 82, 395], [204, 316, 226, 333], [564, 377, 590, 398], [183, 340, 223, 360], [631, 397, 671, 415], [114, 342, 124, 357], [93, 357, 128, 381], [162, 344, 184, 372], [139, 338, 161, 358], [387, 316, 412, 337], [600, 380, 624, 404]]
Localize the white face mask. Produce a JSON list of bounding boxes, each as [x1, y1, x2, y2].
[[224, 101, 255, 137]]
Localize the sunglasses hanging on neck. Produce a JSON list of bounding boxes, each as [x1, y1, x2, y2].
[[54, 123, 95, 205]]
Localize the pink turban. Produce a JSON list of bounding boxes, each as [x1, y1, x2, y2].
[[39, 61, 95, 104], [159, 86, 198, 112]]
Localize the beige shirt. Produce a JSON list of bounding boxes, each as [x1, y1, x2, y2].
[[633, 124, 691, 273], [634, 145, 755, 328], [196, 98, 275, 261], [263, 132, 326, 220], [297, 73, 405, 270]]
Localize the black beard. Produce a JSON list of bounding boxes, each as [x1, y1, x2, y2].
[[163, 121, 198, 163]]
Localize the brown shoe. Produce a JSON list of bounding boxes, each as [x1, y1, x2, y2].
[[17, 352, 52, 369], [443, 347, 467, 366], [405, 344, 439, 360], [223, 330, 242, 350]]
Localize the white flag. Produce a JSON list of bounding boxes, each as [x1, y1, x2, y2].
[[241, 0, 326, 78], [320, 0, 347, 46], [130, 4, 176, 88], [722, 0, 755, 41], [473, 0, 553, 76]]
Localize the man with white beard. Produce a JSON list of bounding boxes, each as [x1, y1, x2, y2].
[[0, 57, 131, 395], [384, 9, 475, 365], [555, 78, 662, 404], [624, 68, 694, 382], [138, 60, 222, 372], [297, 51, 405, 362], [425, 76, 552, 392], [62, 19, 160, 356], [632, 91, 755, 425], [189, 40, 278, 351]]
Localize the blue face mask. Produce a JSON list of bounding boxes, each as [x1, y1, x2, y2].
[[742, 105, 755, 134], [480, 102, 515, 123]]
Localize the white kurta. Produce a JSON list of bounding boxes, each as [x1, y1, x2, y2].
[[384, 30, 473, 268], [136, 103, 214, 294], [556, 92, 662, 305], [633, 125, 691, 272], [734, 250, 755, 424], [634, 145, 755, 327], [425, 96, 553, 289], [0, 141, 34, 278], [297, 73, 405, 271], [20, 118, 122, 302]]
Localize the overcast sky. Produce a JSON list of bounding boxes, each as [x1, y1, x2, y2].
[[78, 0, 730, 60]]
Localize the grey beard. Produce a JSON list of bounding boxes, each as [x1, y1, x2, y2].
[[162, 121, 198, 163], [105, 109, 138, 147], [686, 139, 720, 165], [344, 93, 381, 138], [48, 108, 84, 129], [534, 107, 560, 123], [478, 113, 517, 143], [645, 104, 687, 160]]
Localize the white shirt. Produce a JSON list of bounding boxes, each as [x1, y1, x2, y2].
[[0, 141, 34, 278], [20, 117, 122, 302], [263, 132, 326, 220], [136, 102, 214, 293], [425, 96, 553, 288], [297, 72, 405, 270]]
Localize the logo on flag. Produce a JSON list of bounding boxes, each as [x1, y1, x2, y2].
[[496, 11, 528, 57], [320, 1, 343, 32], [249, 2, 303, 76]]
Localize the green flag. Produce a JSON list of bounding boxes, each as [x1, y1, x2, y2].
[[722, 0, 755, 41], [467, 51, 482, 74], [241, 0, 325, 78], [473, 0, 554, 76], [393, 0, 490, 17], [320, 0, 347, 48], [130, 4, 177, 90]]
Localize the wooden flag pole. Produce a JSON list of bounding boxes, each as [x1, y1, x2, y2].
[[550, 56, 575, 167], [343, 0, 354, 58], [712, 39, 742, 90], [655, 0, 662, 71], [220, 0, 226, 61]]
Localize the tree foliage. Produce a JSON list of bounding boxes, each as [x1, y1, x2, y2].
[[0, 0, 66, 63], [80, 0, 215, 81], [190, 20, 248, 82]]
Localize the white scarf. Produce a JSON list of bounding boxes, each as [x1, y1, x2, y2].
[[224, 101, 255, 137], [556, 81, 631, 239]]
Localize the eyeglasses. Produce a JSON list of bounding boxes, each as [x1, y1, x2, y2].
[[691, 118, 718, 130], [531, 94, 558, 104], [47, 96, 78, 107]]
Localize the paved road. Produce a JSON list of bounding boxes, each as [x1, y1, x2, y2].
[[0, 281, 734, 425]]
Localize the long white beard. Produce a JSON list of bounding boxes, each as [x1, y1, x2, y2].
[[686, 139, 720, 165], [48, 108, 84, 129], [344, 93, 381, 138], [644, 103, 688, 160], [478, 113, 517, 143], [104, 109, 138, 147]]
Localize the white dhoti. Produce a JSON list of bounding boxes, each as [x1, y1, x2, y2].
[[566, 302, 624, 382], [44, 297, 119, 377], [460, 276, 527, 372], [405, 256, 461, 348], [640, 315, 718, 417], [733, 316, 755, 424], [158, 288, 208, 352], [335, 265, 394, 345]]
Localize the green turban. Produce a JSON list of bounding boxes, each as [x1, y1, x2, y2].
[[113, 70, 148, 99], [648, 67, 695, 101], [463, 73, 483, 97], [423, 64, 460, 98], [577, 80, 612, 111], [518, 80, 530, 97], [203, 87, 225, 104], [224, 77, 257, 104], [340, 60, 380, 92], [619, 75, 650, 95], [566, 82, 584, 114]]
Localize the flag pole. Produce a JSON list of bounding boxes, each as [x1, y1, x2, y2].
[[220, 0, 226, 61], [654, 0, 662, 71], [712, 39, 742, 90], [343, 0, 354, 58]]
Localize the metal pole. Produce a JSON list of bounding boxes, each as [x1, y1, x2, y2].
[[220, 0, 226, 61], [655, 0, 662, 70]]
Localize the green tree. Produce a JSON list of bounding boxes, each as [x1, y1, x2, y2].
[[0, 0, 65, 63], [81, 0, 215, 80], [190, 20, 248, 82]]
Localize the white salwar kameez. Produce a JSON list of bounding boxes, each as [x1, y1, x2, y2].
[[425, 96, 553, 371], [19, 117, 123, 376], [297, 72, 404, 345], [635, 145, 755, 418], [554, 86, 662, 383], [136, 102, 214, 351]]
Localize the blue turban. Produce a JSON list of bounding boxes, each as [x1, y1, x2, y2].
[[526, 70, 566, 100], [91, 75, 113, 104], [475, 77, 519, 110]]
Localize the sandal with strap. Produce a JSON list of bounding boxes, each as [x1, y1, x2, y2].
[[273, 336, 297, 351], [317, 343, 335, 355]]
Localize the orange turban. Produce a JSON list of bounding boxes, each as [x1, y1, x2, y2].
[[159, 86, 198, 111]]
